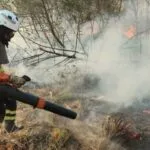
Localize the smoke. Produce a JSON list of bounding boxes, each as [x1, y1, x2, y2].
[[6, 0, 150, 107], [4, 2, 150, 149], [82, 0, 150, 107]]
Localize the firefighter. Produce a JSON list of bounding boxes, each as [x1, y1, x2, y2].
[[0, 9, 27, 132], [0, 10, 77, 133]]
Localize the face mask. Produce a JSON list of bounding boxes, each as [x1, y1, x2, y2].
[[0, 26, 15, 47], [4, 31, 15, 42]]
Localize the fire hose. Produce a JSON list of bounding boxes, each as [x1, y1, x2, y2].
[[0, 75, 77, 119]]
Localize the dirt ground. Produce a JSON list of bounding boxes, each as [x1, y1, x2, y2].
[[0, 87, 150, 150]]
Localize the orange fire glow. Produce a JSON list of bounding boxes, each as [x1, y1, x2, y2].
[[124, 25, 136, 38]]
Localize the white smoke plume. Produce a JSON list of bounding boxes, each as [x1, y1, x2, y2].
[[6, 0, 150, 107], [82, 0, 150, 107]]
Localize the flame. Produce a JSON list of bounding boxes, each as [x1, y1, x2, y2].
[[124, 25, 136, 39]]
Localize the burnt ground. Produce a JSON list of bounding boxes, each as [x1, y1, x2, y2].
[[120, 99, 150, 150], [79, 96, 150, 150]]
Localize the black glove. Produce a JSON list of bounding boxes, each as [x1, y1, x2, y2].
[[9, 75, 27, 88]]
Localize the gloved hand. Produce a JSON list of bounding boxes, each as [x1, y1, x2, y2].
[[9, 75, 26, 88]]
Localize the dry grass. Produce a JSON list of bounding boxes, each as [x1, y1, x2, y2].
[[0, 122, 70, 150], [54, 113, 133, 150], [0, 88, 141, 150], [97, 137, 126, 150], [101, 113, 134, 140]]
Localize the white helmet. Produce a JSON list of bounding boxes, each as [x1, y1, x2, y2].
[[0, 10, 20, 31]]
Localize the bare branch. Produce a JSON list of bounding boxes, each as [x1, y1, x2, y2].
[[41, 0, 65, 48], [39, 47, 76, 59], [21, 35, 85, 55]]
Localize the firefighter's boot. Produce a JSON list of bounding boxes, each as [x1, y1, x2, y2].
[[4, 109, 23, 133], [4, 120, 23, 133]]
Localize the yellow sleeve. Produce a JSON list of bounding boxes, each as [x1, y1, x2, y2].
[[1, 65, 16, 74], [0, 65, 5, 73]]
